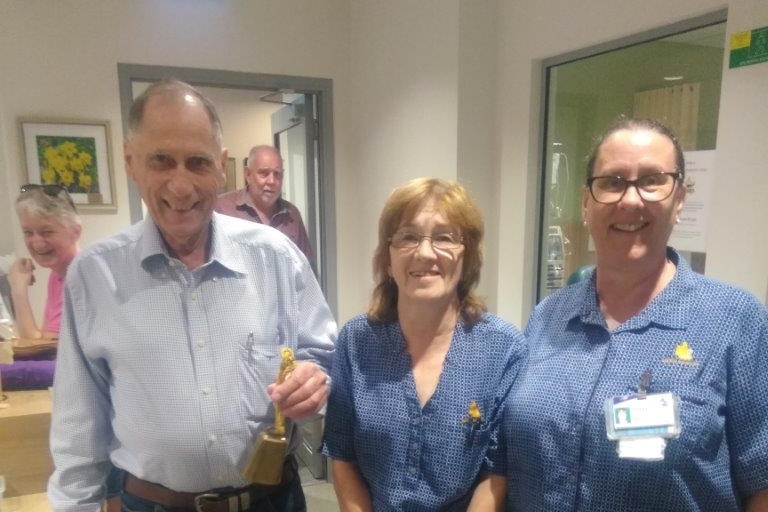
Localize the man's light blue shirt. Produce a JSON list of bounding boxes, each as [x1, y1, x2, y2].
[[48, 213, 336, 511]]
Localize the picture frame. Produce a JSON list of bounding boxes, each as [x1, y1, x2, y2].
[[221, 156, 237, 193], [20, 118, 117, 211]]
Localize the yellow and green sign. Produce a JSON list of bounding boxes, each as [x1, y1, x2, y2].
[[730, 25, 768, 69]]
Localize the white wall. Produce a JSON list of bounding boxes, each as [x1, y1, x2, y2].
[[344, 0, 462, 320], [0, 0, 352, 320], [707, 0, 768, 304], [492, 0, 760, 325], [1, 0, 766, 331], [457, 0, 502, 313]]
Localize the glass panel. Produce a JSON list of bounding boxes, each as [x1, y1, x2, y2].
[[539, 21, 725, 300]]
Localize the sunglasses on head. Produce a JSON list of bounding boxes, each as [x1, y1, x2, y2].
[[20, 183, 76, 210]]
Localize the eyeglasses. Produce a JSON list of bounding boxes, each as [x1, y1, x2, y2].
[[20, 183, 76, 210], [586, 172, 682, 204], [389, 231, 463, 251]]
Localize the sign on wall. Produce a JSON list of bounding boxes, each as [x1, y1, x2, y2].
[[669, 150, 715, 253], [730, 25, 768, 69]]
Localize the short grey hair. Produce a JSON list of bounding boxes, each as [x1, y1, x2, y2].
[[16, 188, 81, 229], [246, 145, 283, 169], [128, 78, 223, 146]]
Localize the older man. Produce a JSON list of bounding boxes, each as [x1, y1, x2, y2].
[[215, 145, 314, 265], [47, 79, 336, 512]]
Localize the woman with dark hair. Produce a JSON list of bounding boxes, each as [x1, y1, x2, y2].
[[323, 177, 525, 511], [496, 119, 768, 511], [1, 184, 81, 389]]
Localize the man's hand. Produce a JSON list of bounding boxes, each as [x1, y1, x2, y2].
[[267, 361, 329, 420], [8, 257, 36, 292]]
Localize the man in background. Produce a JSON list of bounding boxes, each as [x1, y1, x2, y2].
[[216, 145, 314, 266]]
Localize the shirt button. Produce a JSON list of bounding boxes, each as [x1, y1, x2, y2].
[[197, 339, 206, 347], [209, 434, 217, 443], [411, 442, 419, 450], [202, 387, 212, 395], [409, 466, 417, 474]]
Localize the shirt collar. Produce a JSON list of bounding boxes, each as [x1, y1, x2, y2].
[[574, 247, 695, 331], [235, 190, 289, 222], [138, 215, 247, 276]]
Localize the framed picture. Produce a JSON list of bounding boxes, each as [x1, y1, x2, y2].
[[220, 156, 237, 193], [20, 118, 116, 211]]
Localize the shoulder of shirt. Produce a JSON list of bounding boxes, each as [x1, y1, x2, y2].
[[62, 223, 143, 289], [533, 280, 586, 317], [340, 313, 375, 333], [684, 270, 766, 317], [214, 212, 297, 254], [278, 197, 300, 210], [69, 221, 144, 267], [469, 312, 524, 337], [338, 314, 388, 346]]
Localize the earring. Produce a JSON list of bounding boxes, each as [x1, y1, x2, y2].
[[675, 215, 680, 224], [582, 219, 588, 227]]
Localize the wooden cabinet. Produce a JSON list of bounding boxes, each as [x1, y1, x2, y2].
[[0, 390, 53, 499]]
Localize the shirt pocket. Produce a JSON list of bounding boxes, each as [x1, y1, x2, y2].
[[237, 334, 282, 421], [663, 383, 725, 465]]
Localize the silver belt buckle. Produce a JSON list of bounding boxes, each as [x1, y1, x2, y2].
[[194, 492, 220, 512]]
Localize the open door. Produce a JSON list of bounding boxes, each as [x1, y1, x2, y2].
[[267, 91, 327, 480], [267, 92, 321, 278]]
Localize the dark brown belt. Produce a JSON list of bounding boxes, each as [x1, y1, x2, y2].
[[123, 458, 296, 512]]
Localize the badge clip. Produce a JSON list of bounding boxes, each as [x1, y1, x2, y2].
[[637, 369, 652, 399]]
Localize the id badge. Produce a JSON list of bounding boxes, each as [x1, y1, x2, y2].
[[604, 392, 681, 441]]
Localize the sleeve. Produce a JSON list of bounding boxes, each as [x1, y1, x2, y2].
[[42, 272, 64, 335], [321, 322, 357, 461], [728, 295, 768, 496], [484, 328, 528, 475], [293, 212, 316, 271], [47, 264, 113, 512], [292, 248, 337, 375]]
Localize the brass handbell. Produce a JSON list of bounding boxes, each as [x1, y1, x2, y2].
[[243, 347, 296, 485]]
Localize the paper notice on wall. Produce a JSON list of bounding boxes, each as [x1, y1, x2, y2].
[[669, 150, 715, 253]]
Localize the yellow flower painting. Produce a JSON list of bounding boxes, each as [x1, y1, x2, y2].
[[35, 135, 99, 194]]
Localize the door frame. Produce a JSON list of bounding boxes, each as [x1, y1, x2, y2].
[[117, 63, 337, 315]]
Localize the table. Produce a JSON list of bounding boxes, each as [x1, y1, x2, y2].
[[1, 492, 51, 512], [0, 390, 53, 499]]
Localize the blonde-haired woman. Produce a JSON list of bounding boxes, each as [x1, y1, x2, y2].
[[323, 178, 525, 511], [1, 184, 80, 389]]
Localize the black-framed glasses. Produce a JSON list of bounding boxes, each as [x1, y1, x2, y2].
[[389, 231, 464, 251], [20, 183, 76, 210], [586, 172, 682, 204]]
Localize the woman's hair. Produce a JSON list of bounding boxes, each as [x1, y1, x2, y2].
[[368, 177, 486, 325], [16, 187, 81, 229], [585, 117, 686, 179]]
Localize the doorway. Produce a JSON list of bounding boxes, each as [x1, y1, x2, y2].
[[117, 63, 336, 314]]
